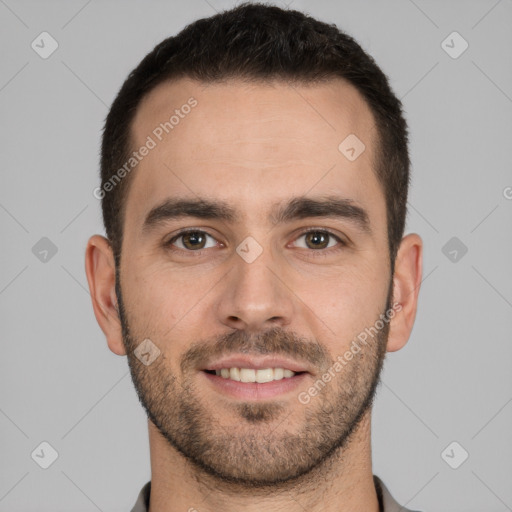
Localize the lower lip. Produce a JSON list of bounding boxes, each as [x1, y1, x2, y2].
[[201, 371, 308, 400]]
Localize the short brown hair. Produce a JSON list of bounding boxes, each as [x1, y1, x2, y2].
[[100, 2, 410, 270]]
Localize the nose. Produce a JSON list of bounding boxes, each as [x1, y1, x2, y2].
[[216, 243, 294, 333]]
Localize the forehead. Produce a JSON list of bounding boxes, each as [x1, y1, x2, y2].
[[126, 76, 382, 229]]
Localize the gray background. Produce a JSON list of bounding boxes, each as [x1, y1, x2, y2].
[[1, 0, 511, 510]]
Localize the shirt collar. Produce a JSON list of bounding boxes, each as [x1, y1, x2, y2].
[[130, 476, 418, 512]]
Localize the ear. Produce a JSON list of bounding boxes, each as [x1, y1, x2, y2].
[[84, 234, 126, 356], [386, 233, 423, 353]]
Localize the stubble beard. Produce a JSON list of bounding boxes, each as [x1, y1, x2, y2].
[[116, 273, 390, 488]]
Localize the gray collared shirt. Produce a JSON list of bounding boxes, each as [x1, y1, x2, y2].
[[130, 475, 421, 511]]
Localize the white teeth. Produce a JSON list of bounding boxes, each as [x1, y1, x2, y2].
[[274, 367, 284, 380], [240, 368, 256, 382], [256, 368, 274, 383], [230, 367, 241, 381], [213, 367, 297, 382]]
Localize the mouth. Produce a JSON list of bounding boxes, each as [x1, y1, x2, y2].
[[203, 367, 305, 383], [200, 355, 311, 400]]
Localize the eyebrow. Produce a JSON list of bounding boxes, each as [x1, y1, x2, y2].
[[142, 195, 371, 235]]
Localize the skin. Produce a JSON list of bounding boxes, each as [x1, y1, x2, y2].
[[85, 77, 422, 512]]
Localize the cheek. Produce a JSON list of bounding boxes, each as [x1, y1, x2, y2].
[[298, 262, 388, 340], [121, 267, 177, 335], [122, 263, 211, 360]]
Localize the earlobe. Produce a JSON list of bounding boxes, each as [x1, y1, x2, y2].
[[386, 233, 423, 353], [84, 235, 127, 356]]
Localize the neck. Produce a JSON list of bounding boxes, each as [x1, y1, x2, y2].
[[147, 409, 379, 512]]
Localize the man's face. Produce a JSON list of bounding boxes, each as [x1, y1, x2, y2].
[[117, 77, 392, 484]]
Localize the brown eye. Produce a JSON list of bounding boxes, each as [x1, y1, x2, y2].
[[304, 231, 330, 249], [168, 230, 217, 251], [182, 231, 206, 250], [293, 230, 342, 250]]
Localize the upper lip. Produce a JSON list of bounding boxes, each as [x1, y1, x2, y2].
[[202, 355, 312, 374]]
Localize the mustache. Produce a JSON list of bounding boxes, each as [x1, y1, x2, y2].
[[180, 326, 331, 374]]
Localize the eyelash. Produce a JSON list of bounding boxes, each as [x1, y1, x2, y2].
[[164, 228, 346, 257]]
